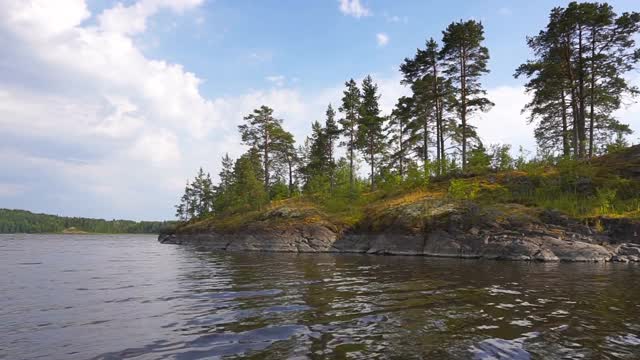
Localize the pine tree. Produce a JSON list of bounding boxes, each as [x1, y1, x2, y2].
[[441, 20, 494, 171], [175, 180, 192, 221], [387, 96, 418, 178], [238, 106, 286, 193], [271, 126, 298, 196], [214, 153, 235, 212], [519, 3, 639, 158], [516, 45, 574, 157], [174, 168, 216, 221], [324, 104, 341, 192], [300, 121, 331, 194], [357, 75, 386, 190], [339, 79, 361, 193], [230, 153, 268, 212], [400, 38, 449, 174]]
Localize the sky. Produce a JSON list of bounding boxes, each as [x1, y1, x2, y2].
[[1, 0, 639, 221]]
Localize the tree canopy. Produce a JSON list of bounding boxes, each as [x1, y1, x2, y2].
[[173, 2, 639, 223]]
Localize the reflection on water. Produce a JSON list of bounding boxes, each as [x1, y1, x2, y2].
[[1, 234, 639, 359]]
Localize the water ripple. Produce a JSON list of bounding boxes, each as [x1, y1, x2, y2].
[[2, 234, 640, 359]]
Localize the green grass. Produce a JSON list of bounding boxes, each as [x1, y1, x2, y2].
[[175, 146, 640, 234]]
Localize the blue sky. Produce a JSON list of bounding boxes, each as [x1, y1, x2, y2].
[[1, 0, 639, 220]]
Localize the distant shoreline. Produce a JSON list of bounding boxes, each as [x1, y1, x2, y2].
[[0, 208, 174, 234]]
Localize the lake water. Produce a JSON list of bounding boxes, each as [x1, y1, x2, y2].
[[1, 234, 639, 359]]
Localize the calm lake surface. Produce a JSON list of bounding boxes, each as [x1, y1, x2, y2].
[[1, 234, 639, 359]]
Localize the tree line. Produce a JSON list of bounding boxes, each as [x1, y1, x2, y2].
[[176, 2, 639, 221], [0, 209, 175, 234], [516, 2, 639, 158]]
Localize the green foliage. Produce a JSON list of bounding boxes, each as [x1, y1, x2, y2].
[[515, 2, 639, 159], [441, 19, 494, 170], [0, 209, 174, 234], [339, 78, 362, 192], [490, 144, 513, 171], [269, 181, 290, 201], [596, 187, 617, 215], [377, 168, 402, 194], [238, 105, 296, 190], [300, 120, 331, 181], [404, 162, 430, 190], [387, 97, 417, 178], [357, 75, 386, 190], [172, 6, 640, 227], [175, 167, 215, 221], [399, 38, 449, 175], [228, 154, 269, 213], [448, 179, 480, 200], [466, 145, 491, 174]]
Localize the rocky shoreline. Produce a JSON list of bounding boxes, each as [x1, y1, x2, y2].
[[159, 205, 640, 263]]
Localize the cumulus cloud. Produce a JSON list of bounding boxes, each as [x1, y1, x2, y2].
[[376, 32, 389, 47], [0, 0, 257, 219], [338, 0, 371, 18], [477, 86, 535, 152], [2, 0, 637, 220], [98, 0, 204, 35]]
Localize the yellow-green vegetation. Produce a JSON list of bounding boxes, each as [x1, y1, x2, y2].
[[61, 227, 89, 234], [172, 145, 640, 235], [172, 2, 640, 236]]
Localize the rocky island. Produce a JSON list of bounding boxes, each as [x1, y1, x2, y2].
[[159, 9, 640, 264], [160, 146, 640, 263]]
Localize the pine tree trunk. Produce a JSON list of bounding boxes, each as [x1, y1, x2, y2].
[[588, 26, 596, 158], [460, 46, 468, 172], [439, 105, 445, 174], [399, 118, 404, 178], [328, 137, 334, 193], [370, 137, 375, 191], [563, 36, 580, 159], [560, 87, 570, 157], [264, 127, 270, 193], [432, 59, 442, 176], [424, 114, 429, 176], [288, 158, 293, 197], [349, 130, 354, 193], [577, 26, 587, 158]]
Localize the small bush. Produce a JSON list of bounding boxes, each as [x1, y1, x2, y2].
[[448, 179, 480, 200], [596, 187, 617, 215]]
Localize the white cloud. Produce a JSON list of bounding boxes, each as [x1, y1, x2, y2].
[[476, 86, 535, 153], [376, 32, 389, 47], [2, 0, 637, 220], [0, 0, 242, 219], [1, 0, 90, 37], [338, 0, 371, 18], [384, 14, 408, 24], [98, 0, 203, 35], [265, 75, 286, 87], [129, 129, 181, 165]]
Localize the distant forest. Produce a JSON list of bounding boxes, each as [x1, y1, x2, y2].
[[0, 209, 175, 234]]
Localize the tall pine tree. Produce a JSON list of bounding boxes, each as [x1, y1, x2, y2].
[[339, 79, 362, 193], [441, 20, 494, 171], [357, 75, 386, 190]]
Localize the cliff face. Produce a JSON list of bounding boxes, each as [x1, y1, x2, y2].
[[159, 200, 640, 262], [162, 146, 640, 262]]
